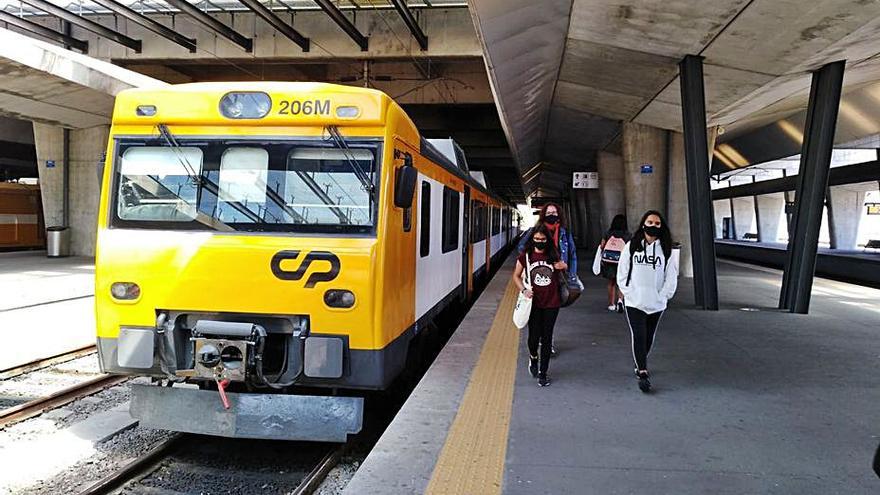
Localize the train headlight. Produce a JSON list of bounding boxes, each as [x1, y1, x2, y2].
[[136, 105, 157, 117], [219, 92, 271, 119], [324, 289, 355, 308], [110, 282, 140, 300], [335, 106, 360, 119]]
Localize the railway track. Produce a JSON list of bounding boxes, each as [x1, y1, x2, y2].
[[0, 344, 97, 380], [0, 374, 128, 428], [78, 433, 343, 495]]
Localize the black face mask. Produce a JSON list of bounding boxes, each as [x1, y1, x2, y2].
[[644, 225, 662, 237], [544, 215, 559, 225], [533, 241, 548, 251]]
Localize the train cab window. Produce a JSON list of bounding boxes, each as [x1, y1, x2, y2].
[[218, 148, 269, 214], [442, 186, 459, 253], [117, 146, 204, 221], [286, 148, 375, 226], [420, 181, 431, 257]]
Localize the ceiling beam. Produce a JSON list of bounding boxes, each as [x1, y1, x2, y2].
[[238, 0, 309, 52], [0, 10, 88, 52], [313, 0, 368, 51], [389, 0, 428, 51], [162, 0, 252, 52], [19, 0, 141, 51], [90, 0, 196, 52]]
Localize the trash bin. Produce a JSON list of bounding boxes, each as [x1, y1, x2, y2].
[[46, 226, 70, 257]]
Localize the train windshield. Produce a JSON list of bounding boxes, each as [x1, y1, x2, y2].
[[111, 137, 381, 234]]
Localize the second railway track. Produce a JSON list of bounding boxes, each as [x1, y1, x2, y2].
[[79, 433, 344, 495]]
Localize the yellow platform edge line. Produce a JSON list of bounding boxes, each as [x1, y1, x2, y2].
[[425, 278, 520, 495]]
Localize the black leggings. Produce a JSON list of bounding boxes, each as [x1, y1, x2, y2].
[[528, 307, 559, 374], [624, 306, 664, 371]]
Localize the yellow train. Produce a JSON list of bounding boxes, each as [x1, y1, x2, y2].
[[95, 82, 520, 441]]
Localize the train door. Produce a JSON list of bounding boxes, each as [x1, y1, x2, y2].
[[461, 186, 471, 300]]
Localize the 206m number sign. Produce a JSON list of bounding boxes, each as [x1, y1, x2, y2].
[[278, 99, 331, 116]]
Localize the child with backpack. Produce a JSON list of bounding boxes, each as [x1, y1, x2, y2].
[[597, 214, 630, 312]]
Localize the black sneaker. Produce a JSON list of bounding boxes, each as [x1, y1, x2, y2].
[[634, 368, 650, 379], [550, 345, 558, 358], [528, 356, 538, 378], [637, 373, 651, 393], [617, 301, 624, 313], [538, 373, 551, 387]]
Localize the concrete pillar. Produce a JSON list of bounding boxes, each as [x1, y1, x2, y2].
[[714, 199, 731, 238], [828, 186, 866, 250], [667, 132, 693, 277], [622, 123, 668, 224], [33, 123, 108, 257], [34, 123, 64, 229], [597, 151, 625, 231], [731, 196, 755, 239], [756, 193, 786, 244]]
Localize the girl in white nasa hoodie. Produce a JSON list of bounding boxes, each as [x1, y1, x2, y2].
[[616, 210, 679, 393]]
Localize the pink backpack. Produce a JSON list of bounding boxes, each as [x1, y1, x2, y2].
[[601, 236, 626, 263]]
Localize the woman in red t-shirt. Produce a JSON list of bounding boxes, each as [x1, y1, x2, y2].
[[512, 224, 567, 387]]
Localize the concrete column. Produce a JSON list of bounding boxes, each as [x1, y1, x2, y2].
[[622, 123, 668, 224], [731, 196, 755, 239], [828, 186, 866, 250], [33, 123, 64, 229], [667, 132, 693, 277], [714, 199, 731, 238], [756, 193, 786, 244], [33, 123, 108, 257], [597, 151, 625, 231]]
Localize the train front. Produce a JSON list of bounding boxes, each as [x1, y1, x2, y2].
[[94, 83, 398, 442]]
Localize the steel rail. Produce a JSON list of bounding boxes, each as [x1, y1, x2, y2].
[[291, 446, 344, 495], [0, 374, 128, 428], [0, 344, 97, 380], [77, 433, 186, 495]]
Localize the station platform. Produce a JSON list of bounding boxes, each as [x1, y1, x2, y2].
[[0, 251, 95, 370], [345, 253, 880, 494], [716, 239, 880, 288]]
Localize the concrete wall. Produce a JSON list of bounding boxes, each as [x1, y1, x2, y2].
[[714, 199, 731, 238], [828, 186, 866, 250], [33, 123, 108, 257], [756, 192, 786, 243], [622, 122, 668, 224], [731, 196, 755, 240], [667, 132, 693, 277], [597, 151, 625, 232]]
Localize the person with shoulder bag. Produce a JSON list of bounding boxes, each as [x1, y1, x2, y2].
[[593, 214, 630, 312], [512, 224, 565, 387], [516, 203, 580, 355], [616, 210, 679, 393]]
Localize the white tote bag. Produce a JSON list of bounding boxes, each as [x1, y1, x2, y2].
[[592, 245, 602, 276], [512, 254, 532, 329]]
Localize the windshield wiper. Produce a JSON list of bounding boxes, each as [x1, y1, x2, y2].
[[325, 125, 375, 199]]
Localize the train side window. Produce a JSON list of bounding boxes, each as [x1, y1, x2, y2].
[[420, 181, 431, 257], [442, 186, 460, 253], [492, 207, 501, 235]]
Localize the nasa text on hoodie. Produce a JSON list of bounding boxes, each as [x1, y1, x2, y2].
[[616, 239, 679, 314]]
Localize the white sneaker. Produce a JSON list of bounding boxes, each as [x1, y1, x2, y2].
[[607, 305, 616, 312]]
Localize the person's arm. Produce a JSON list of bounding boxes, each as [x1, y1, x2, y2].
[[567, 230, 578, 276], [616, 242, 632, 296], [512, 259, 532, 298], [516, 228, 531, 253], [660, 246, 680, 300]]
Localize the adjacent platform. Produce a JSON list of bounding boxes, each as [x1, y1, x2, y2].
[[346, 252, 880, 494], [0, 251, 95, 370]]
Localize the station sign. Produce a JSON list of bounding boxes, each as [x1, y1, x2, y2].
[[46, 160, 55, 168], [640, 164, 653, 174], [867, 202, 880, 215], [573, 172, 598, 189]]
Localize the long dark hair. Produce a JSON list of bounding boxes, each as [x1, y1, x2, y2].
[[523, 224, 560, 262], [609, 214, 627, 232], [537, 202, 565, 228], [630, 210, 672, 260]]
